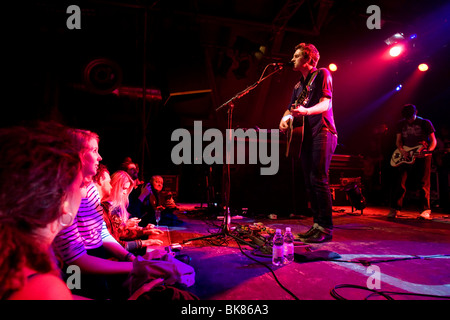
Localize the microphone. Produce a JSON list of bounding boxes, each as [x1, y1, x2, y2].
[[271, 61, 294, 67]]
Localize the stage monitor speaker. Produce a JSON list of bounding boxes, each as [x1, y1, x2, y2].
[[228, 137, 306, 216]]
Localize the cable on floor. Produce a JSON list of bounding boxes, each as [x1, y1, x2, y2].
[[234, 239, 300, 301]]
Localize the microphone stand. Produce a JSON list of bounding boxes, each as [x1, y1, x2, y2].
[[183, 64, 286, 246]]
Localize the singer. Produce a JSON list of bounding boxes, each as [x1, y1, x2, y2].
[[279, 43, 338, 243]]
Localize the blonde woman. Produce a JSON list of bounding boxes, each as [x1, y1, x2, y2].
[[103, 170, 163, 251]]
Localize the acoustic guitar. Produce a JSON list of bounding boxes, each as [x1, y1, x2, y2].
[[283, 71, 318, 158]]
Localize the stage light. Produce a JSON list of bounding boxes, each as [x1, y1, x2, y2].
[[418, 63, 429, 72], [395, 84, 402, 91], [384, 33, 405, 45], [389, 45, 403, 57], [328, 63, 337, 72]]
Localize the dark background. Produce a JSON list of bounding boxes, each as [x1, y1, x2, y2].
[[3, 0, 449, 210]]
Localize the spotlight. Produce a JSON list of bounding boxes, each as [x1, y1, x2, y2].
[[384, 33, 405, 45], [328, 63, 337, 72], [418, 63, 429, 72], [395, 84, 402, 91], [389, 45, 403, 57]]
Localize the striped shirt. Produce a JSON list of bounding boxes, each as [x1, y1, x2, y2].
[[54, 182, 115, 263]]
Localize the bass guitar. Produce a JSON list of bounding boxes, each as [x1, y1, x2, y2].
[[390, 145, 432, 167]]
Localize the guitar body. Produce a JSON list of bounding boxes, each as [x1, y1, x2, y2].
[[285, 113, 304, 158], [285, 115, 304, 158], [390, 145, 429, 167]]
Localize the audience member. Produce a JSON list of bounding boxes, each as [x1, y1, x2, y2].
[[0, 122, 83, 300], [120, 157, 144, 188], [93, 163, 112, 201], [52, 128, 138, 299], [123, 157, 147, 222], [129, 175, 182, 227], [52, 129, 189, 299], [1, 124, 195, 300], [98, 169, 163, 253]]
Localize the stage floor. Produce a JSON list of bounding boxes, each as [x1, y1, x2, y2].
[[153, 204, 450, 301]]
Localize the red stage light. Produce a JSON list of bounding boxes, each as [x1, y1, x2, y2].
[[328, 63, 337, 72], [389, 45, 403, 57], [418, 63, 429, 72]]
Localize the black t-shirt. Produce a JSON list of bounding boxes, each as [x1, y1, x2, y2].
[[288, 67, 337, 138], [395, 116, 435, 148]]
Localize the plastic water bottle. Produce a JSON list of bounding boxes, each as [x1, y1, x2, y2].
[[272, 229, 284, 266], [283, 227, 295, 264]]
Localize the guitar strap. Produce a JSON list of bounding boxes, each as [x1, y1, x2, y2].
[[304, 70, 319, 99], [291, 70, 319, 111]]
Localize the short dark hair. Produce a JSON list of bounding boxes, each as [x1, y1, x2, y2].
[[401, 104, 417, 119], [120, 157, 139, 172]]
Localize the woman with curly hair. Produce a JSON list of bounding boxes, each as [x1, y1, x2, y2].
[[0, 123, 83, 300]]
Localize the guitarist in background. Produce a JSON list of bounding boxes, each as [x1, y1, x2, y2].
[[388, 104, 436, 219], [279, 43, 337, 243]]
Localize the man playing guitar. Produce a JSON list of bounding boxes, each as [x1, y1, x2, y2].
[[279, 43, 337, 243], [388, 104, 437, 219], [390, 144, 433, 167]]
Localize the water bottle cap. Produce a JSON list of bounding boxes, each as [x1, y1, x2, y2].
[[286, 227, 291, 232], [276, 228, 281, 234]]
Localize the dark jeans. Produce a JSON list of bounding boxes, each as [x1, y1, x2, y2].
[[301, 129, 337, 230], [390, 156, 432, 211]]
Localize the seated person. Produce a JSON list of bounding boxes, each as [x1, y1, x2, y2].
[[125, 157, 148, 220], [52, 128, 145, 299], [120, 156, 144, 188], [129, 175, 182, 227], [0, 122, 83, 300], [51, 128, 196, 300], [94, 168, 163, 254]]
